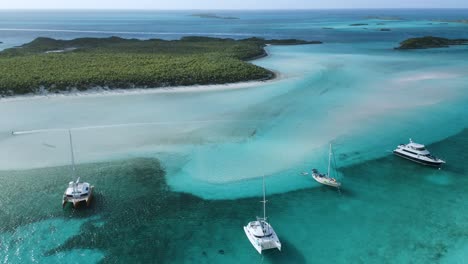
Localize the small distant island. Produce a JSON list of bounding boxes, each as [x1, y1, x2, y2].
[[379, 28, 391, 32], [0, 36, 321, 96], [395, 36, 468, 49], [190, 13, 239, 20], [364, 16, 403, 21], [430, 19, 468, 24], [349, 23, 368, 26]]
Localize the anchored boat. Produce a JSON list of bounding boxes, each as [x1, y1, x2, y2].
[[244, 176, 281, 254], [62, 130, 94, 208], [312, 143, 341, 188], [393, 138, 445, 167]]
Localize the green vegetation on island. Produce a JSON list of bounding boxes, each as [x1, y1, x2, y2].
[[395, 36, 468, 50], [0, 36, 320, 96], [190, 13, 239, 19]]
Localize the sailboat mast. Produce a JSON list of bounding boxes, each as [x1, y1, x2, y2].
[[328, 143, 332, 177], [69, 130, 76, 179]]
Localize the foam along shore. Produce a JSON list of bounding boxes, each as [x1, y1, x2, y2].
[[0, 36, 320, 97]]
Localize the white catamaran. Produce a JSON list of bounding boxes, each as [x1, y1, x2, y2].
[[312, 143, 341, 188], [62, 130, 94, 208], [244, 176, 281, 254]]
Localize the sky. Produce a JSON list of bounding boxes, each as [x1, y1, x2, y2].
[[0, 0, 466, 9]]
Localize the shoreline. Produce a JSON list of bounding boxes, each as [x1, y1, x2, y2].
[[0, 70, 283, 103]]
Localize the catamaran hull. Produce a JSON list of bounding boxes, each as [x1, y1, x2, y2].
[[62, 186, 94, 208], [243, 226, 281, 254], [244, 226, 263, 254], [393, 151, 444, 167]]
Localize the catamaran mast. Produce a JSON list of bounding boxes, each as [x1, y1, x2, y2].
[[261, 175, 267, 220], [69, 129, 79, 198], [328, 143, 332, 177], [69, 130, 76, 178]]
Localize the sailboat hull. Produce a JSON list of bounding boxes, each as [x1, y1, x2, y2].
[[312, 173, 341, 188], [311, 144, 341, 188]]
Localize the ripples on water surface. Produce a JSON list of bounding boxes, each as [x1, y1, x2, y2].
[[0, 9, 468, 263]]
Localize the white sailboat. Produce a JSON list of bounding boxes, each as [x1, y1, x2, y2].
[[244, 176, 281, 254], [62, 130, 94, 208], [312, 143, 341, 188]]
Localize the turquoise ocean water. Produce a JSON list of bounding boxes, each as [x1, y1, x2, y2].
[[0, 9, 468, 263]]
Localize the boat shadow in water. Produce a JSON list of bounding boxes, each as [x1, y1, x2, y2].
[[262, 239, 306, 264], [310, 182, 356, 199]]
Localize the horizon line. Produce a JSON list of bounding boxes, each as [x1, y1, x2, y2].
[[1, 7, 468, 11]]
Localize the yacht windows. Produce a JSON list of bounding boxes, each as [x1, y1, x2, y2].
[[254, 233, 273, 238], [402, 149, 418, 155]]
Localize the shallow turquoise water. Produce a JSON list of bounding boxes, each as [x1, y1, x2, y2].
[[1, 9, 468, 264]]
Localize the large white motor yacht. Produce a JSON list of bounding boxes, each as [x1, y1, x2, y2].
[[393, 139, 445, 167], [244, 176, 281, 254]]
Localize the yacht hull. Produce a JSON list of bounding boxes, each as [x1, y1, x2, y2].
[[393, 151, 444, 167]]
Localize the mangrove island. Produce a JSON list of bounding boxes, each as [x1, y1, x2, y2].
[[395, 36, 468, 50], [190, 13, 239, 20], [0, 36, 321, 96]]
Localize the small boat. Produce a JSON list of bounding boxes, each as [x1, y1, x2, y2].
[[62, 130, 94, 208], [393, 138, 445, 167], [312, 144, 341, 188], [244, 176, 281, 254]]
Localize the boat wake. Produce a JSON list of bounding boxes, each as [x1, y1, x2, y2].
[[11, 119, 262, 135]]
